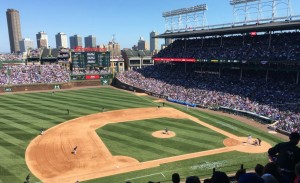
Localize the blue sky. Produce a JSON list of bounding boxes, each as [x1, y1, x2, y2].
[[1, 0, 300, 52]]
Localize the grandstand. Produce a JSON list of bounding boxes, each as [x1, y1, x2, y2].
[[121, 49, 154, 70], [0, 53, 25, 68], [120, 14, 300, 135], [26, 47, 71, 69]]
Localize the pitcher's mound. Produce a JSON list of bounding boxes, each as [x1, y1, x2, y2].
[[152, 130, 176, 138]]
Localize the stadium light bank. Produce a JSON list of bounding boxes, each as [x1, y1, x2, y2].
[[162, 4, 207, 17], [230, 0, 258, 5]]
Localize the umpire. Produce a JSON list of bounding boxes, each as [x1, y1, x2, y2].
[[268, 132, 300, 181]]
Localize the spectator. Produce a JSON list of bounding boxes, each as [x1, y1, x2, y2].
[[235, 169, 246, 182], [294, 162, 300, 183], [261, 173, 279, 183], [186, 175, 201, 183], [268, 132, 300, 181], [210, 171, 230, 183], [238, 173, 264, 183], [172, 173, 180, 183], [263, 162, 290, 183], [255, 164, 265, 176]]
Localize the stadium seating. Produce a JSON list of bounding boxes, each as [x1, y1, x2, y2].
[[154, 32, 300, 62], [117, 62, 300, 134]]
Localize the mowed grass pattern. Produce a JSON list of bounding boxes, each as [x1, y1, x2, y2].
[[0, 87, 154, 183], [97, 118, 226, 161], [0, 87, 284, 183]]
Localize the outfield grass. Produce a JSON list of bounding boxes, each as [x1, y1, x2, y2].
[[97, 118, 226, 161], [0, 87, 284, 183]]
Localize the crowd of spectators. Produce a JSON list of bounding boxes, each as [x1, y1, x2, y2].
[[122, 31, 300, 134], [0, 53, 23, 61], [142, 161, 300, 182], [0, 64, 69, 85], [154, 32, 300, 62], [27, 49, 42, 58], [116, 62, 300, 134], [0, 64, 112, 85]]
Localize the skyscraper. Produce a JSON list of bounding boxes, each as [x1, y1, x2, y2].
[[69, 34, 82, 49], [6, 9, 22, 53], [84, 35, 96, 48], [138, 37, 148, 51], [55, 32, 68, 48], [150, 31, 158, 52], [19, 38, 34, 52], [107, 41, 121, 57], [36, 31, 49, 48]]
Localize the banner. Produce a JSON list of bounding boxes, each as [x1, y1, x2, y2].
[[167, 98, 197, 107], [70, 75, 85, 80], [85, 75, 100, 80], [153, 58, 196, 62], [4, 88, 12, 92], [53, 85, 61, 90], [101, 79, 111, 85]]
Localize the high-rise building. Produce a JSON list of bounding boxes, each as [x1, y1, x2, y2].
[[69, 34, 82, 49], [107, 36, 121, 57], [36, 31, 49, 48], [150, 31, 158, 52], [55, 32, 68, 48], [138, 37, 148, 51], [19, 38, 34, 52], [6, 9, 22, 53], [84, 35, 96, 48]]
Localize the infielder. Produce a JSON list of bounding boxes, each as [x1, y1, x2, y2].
[[73, 146, 78, 155]]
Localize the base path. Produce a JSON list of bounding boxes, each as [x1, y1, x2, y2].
[[25, 107, 271, 183]]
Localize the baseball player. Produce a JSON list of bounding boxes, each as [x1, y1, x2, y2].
[[40, 128, 44, 135], [73, 146, 78, 155], [25, 174, 30, 183], [165, 128, 169, 135], [257, 138, 262, 146], [247, 135, 252, 144]]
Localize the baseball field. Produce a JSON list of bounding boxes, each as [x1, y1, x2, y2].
[[0, 86, 284, 183]]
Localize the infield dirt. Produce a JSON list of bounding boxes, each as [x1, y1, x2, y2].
[[26, 107, 271, 183]]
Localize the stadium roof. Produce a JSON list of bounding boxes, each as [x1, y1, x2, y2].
[[155, 20, 300, 39]]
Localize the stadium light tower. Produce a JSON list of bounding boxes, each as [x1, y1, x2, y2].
[[162, 4, 208, 33], [230, 0, 293, 25], [230, 0, 260, 24]]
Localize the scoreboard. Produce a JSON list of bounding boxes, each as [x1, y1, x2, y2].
[[71, 51, 110, 69], [71, 52, 85, 68]]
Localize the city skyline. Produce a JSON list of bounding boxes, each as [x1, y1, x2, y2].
[[1, 0, 300, 53]]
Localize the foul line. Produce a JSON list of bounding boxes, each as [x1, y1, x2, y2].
[[125, 172, 164, 181]]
